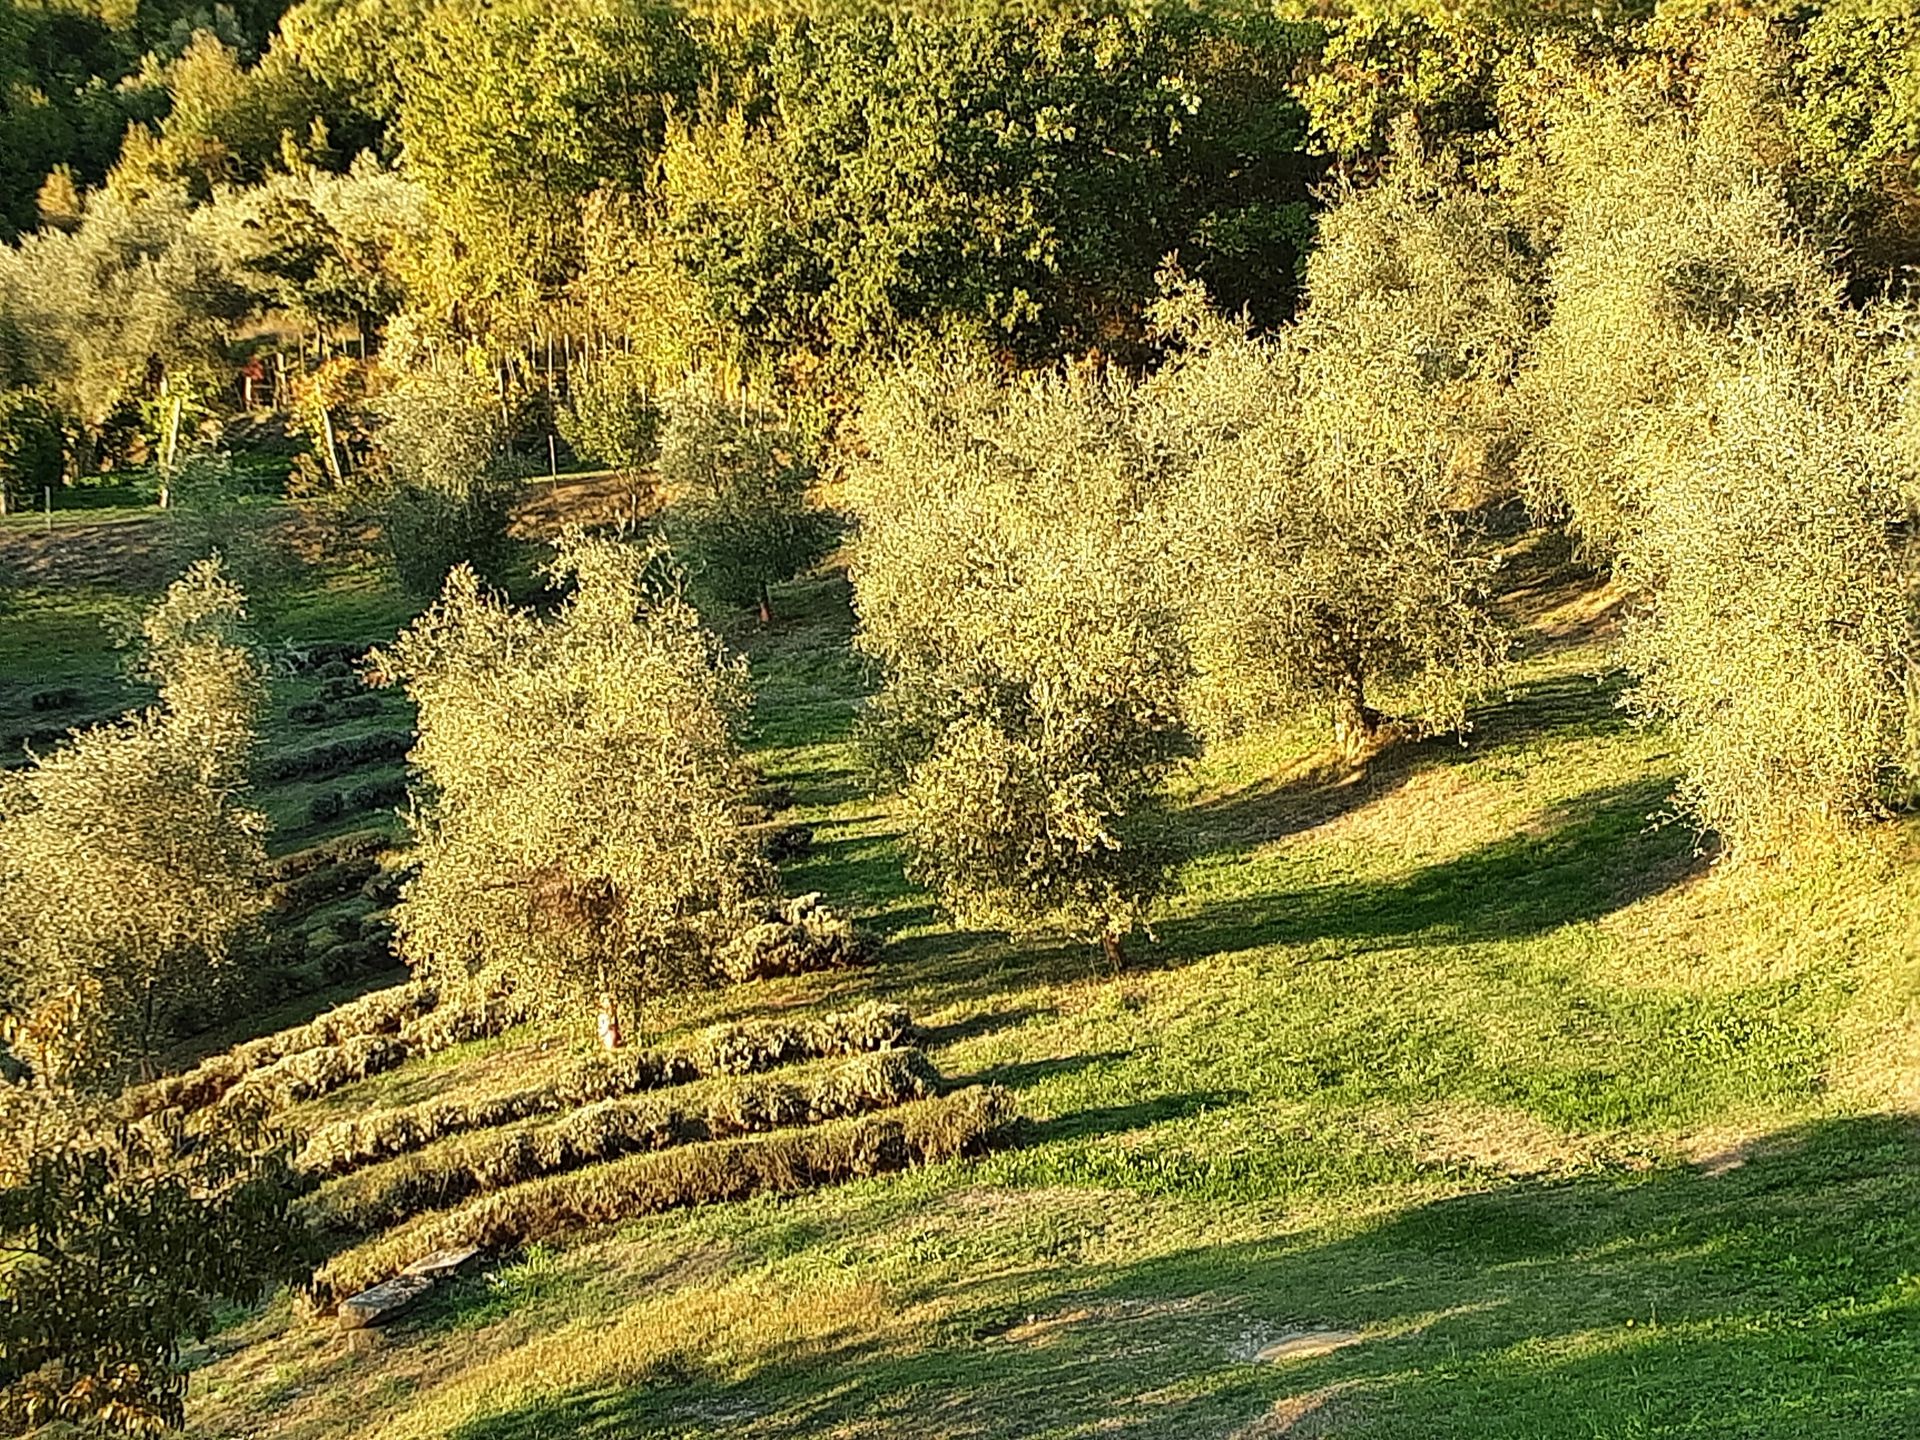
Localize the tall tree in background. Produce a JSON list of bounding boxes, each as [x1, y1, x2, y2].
[[396, 0, 699, 326]]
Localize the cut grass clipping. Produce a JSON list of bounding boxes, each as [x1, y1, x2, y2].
[[296, 1001, 916, 1178], [303, 1049, 945, 1236], [308, 1085, 1013, 1311]]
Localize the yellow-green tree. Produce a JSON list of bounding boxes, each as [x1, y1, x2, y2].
[[375, 535, 768, 1037], [0, 559, 267, 1084]]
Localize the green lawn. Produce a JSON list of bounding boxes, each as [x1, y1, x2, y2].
[[179, 563, 1920, 1440]]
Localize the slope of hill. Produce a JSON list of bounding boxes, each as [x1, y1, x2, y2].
[[157, 539, 1920, 1440]]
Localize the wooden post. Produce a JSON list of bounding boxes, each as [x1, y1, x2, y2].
[[319, 404, 343, 482], [548, 433, 558, 480], [158, 394, 184, 506], [44, 486, 51, 534]]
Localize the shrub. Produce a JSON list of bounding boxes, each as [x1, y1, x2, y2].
[[0, 1090, 309, 1435], [347, 775, 408, 814], [307, 790, 346, 826], [266, 831, 388, 884], [296, 1001, 917, 1177], [125, 981, 439, 1119], [307, 1085, 1013, 1310], [305, 1048, 943, 1235], [259, 731, 411, 783]]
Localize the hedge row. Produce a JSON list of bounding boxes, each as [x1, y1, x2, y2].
[[289, 693, 383, 727], [304, 1049, 944, 1236], [266, 832, 390, 885], [128, 982, 539, 1121], [718, 891, 873, 982], [307, 1085, 1013, 1310], [281, 641, 364, 674], [296, 1001, 917, 1178], [260, 730, 411, 784]]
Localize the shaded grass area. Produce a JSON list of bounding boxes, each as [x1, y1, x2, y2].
[[183, 566, 1920, 1439], [419, 1114, 1920, 1440]]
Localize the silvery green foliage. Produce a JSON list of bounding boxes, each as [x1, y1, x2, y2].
[[1618, 321, 1920, 856], [0, 559, 267, 1084], [850, 364, 1191, 956], [375, 535, 769, 1033], [658, 378, 830, 617], [0, 185, 254, 426], [372, 362, 519, 596], [1513, 29, 1839, 555], [1144, 133, 1522, 749]]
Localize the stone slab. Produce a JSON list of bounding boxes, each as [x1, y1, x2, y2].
[[402, 1246, 484, 1281], [336, 1272, 435, 1331]]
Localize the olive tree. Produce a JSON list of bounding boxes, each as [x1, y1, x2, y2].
[[1512, 29, 1835, 554], [851, 366, 1190, 964], [374, 535, 769, 1040], [373, 363, 520, 596], [660, 379, 831, 622], [0, 559, 267, 1084], [1617, 323, 1920, 857], [1145, 135, 1521, 751]]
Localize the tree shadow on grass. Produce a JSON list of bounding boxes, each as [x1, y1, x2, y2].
[[1186, 670, 1633, 862], [1157, 777, 1701, 965], [444, 1113, 1920, 1440]]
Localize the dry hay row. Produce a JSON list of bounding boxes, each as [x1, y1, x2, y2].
[[303, 1048, 945, 1237], [217, 990, 539, 1118], [128, 894, 874, 1121], [296, 1001, 917, 1178], [126, 982, 441, 1119], [128, 986, 537, 1123], [307, 1084, 1015, 1311]]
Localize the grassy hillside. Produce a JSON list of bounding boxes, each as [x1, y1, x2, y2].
[[150, 533, 1920, 1440]]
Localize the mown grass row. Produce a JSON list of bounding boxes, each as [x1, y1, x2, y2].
[[302, 1049, 946, 1236], [307, 1085, 1015, 1310], [296, 1001, 917, 1177]]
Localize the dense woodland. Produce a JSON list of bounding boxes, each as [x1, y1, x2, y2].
[[4, 0, 1920, 1434]]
